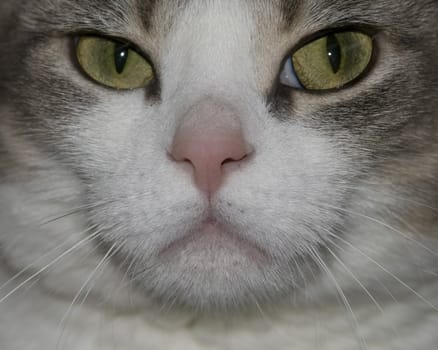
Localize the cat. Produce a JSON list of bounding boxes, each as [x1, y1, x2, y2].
[[1, 0, 438, 349]]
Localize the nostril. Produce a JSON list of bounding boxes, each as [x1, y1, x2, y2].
[[221, 153, 250, 166], [221, 158, 235, 166]]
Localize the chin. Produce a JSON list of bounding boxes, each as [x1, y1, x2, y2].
[[114, 219, 304, 312]]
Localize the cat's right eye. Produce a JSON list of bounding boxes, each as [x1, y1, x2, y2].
[[76, 36, 155, 90]]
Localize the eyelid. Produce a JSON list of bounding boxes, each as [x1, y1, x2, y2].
[[73, 33, 151, 62]]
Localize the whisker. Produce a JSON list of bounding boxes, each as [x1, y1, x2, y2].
[[56, 242, 120, 350], [291, 254, 308, 293], [38, 200, 112, 226], [317, 202, 438, 259], [371, 276, 400, 304], [248, 292, 295, 341], [323, 234, 385, 314], [97, 258, 160, 308], [339, 184, 438, 214], [329, 232, 438, 312], [76, 243, 121, 311], [0, 225, 98, 293], [76, 245, 122, 314], [158, 290, 179, 315], [0, 228, 105, 304], [102, 252, 133, 306], [308, 247, 367, 350], [322, 234, 403, 341], [250, 293, 306, 346]]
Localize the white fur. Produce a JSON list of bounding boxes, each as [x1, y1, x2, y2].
[[1, 1, 438, 349]]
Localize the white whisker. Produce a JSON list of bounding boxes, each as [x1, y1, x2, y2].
[[0, 225, 97, 293], [339, 184, 438, 214], [38, 201, 112, 226], [56, 242, 120, 350], [329, 233, 438, 312], [318, 202, 438, 258], [323, 234, 384, 314], [308, 247, 368, 350], [0, 228, 104, 304]]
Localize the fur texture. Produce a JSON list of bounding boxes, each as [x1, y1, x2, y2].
[[0, 0, 438, 349]]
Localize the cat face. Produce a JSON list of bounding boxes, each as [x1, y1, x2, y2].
[[1, 0, 437, 312]]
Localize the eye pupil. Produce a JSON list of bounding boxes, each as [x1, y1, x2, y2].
[[326, 34, 341, 74], [114, 43, 130, 74]]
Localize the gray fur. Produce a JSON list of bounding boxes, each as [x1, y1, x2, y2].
[[0, 0, 438, 349]]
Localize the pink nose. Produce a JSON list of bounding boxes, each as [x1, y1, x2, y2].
[[171, 126, 252, 195]]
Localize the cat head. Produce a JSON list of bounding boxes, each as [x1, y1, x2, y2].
[[1, 0, 437, 312]]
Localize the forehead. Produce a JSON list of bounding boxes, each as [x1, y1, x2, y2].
[[23, 0, 435, 42], [24, 0, 289, 34]]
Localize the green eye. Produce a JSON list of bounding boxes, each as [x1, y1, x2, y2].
[[281, 31, 374, 91], [76, 36, 155, 90]]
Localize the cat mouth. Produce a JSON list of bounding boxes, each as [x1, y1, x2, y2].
[[158, 217, 269, 264]]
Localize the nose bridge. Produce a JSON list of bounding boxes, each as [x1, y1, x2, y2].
[[163, 1, 254, 96], [194, 2, 251, 68], [178, 98, 242, 136]]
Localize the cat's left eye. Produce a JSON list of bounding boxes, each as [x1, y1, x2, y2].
[[280, 31, 374, 91], [76, 36, 155, 90]]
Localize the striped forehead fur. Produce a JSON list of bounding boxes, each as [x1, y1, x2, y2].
[[7, 0, 436, 36]]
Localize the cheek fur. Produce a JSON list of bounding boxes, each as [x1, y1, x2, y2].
[[0, 0, 437, 322], [63, 83, 358, 309]]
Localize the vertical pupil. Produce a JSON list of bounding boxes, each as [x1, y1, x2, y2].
[[114, 43, 129, 74], [326, 34, 341, 74]]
